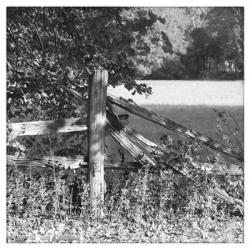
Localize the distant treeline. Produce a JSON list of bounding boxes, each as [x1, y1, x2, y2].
[[147, 71, 243, 81], [145, 8, 244, 81]]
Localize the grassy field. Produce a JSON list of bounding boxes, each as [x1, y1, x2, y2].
[[129, 105, 244, 143]]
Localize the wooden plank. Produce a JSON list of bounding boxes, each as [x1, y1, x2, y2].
[[107, 94, 243, 162], [107, 114, 155, 166], [88, 69, 108, 217], [7, 155, 140, 171], [7, 155, 87, 169], [8, 118, 87, 140]]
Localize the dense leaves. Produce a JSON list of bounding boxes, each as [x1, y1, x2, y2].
[[7, 7, 166, 157], [148, 7, 243, 80], [8, 7, 169, 122], [181, 8, 243, 79]]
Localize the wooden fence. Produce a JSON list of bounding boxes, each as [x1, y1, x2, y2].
[[7, 70, 244, 215]]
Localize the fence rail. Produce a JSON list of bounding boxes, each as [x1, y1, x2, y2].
[[8, 118, 87, 140], [107, 94, 244, 162], [7, 83, 244, 211], [7, 155, 140, 171]]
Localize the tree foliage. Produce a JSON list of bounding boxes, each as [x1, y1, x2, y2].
[[205, 7, 243, 73], [148, 7, 243, 80], [7, 7, 170, 121], [180, 7, 243, 79]]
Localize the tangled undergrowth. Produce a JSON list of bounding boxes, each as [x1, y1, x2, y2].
[[7, 161, 243, 243]]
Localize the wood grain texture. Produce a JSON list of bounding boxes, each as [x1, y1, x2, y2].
[[7, 155, 140, 171], [8, 118, 87, 140], [106, 110, 243, 208], [88, 70, 108, 216], [107, 94, 243, 162]]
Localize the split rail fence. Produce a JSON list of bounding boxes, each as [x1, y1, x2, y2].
[[7, 70, 244, 215]]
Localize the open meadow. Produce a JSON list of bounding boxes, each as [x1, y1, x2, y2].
[[129, 105, 244, 144]]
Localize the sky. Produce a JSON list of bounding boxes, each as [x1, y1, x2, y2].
[[108, 80, 243, 106]]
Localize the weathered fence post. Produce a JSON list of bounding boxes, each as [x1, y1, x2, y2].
[[88, 69, 108, 217]]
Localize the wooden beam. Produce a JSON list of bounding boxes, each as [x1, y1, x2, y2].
[[107, 94, 243, 162], [106, 113, 155, 166], [8, 118, 87, 140], [7, 155, 86, 169], [88, 69, 108, 217], [7, 155, 140, 171]]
